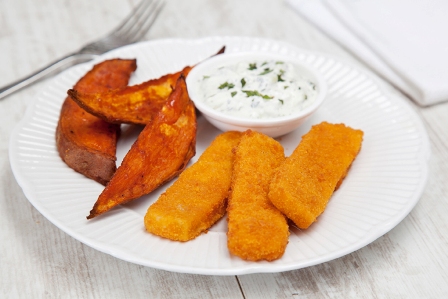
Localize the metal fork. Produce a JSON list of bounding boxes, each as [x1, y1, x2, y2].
[[0, 0, 164, 100]]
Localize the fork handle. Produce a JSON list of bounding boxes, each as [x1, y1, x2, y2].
[[0, 53, 98, 100]]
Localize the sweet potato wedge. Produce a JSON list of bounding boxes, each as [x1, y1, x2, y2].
[[56, 59, 137, 185], [67, 66, 191, 125], [68, 46, 225, 125], [87, 75, 197, 219]]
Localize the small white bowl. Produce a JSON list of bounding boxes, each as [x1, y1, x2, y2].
[[186, 52, 327, 138]]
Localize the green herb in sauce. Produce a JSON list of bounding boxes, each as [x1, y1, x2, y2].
[[259, 68, 273, 75], [242, 90, 274, 100], [277, 74, 285, 82], [218, 82, 235, 90], [248, 63, 257, 70]]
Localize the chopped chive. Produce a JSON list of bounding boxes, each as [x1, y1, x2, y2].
[[259, 68, 273, 75], [241, 78, 246, 87], [242, 90, 274, 100], [248, 63, 257, 70], [231, 91, 237, 97], [218, 82, 235, 90]]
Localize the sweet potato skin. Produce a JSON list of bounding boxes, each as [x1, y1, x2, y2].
[[87, 75, 197, 219], [67, 66, 192, 125], [56, 59, 137, 185]]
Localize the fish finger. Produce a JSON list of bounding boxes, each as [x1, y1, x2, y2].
[[227, 130, 289, 261], [268, 121, 363, 229], [144, 131, 242, 241]]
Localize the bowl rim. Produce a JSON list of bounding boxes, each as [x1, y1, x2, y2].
[[186, 51, 327, 126]]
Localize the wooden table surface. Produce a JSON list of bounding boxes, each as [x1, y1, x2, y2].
[[1, 0, 447, 298]]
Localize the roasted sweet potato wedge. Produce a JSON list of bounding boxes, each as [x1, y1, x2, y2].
[[68, 46, 225, 125], [87, 75, 197, 219], [68, 66, 191, 125], [56, 59, 137, 185]]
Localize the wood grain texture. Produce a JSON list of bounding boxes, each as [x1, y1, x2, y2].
[[1, 0, 447, 298]]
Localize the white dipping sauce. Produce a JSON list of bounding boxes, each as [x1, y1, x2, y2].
[[195, 59, 317, 119]]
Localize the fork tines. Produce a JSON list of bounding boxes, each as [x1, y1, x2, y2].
[[113, 0, 165, 43]]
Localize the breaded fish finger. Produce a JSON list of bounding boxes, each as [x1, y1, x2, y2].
[[144, 131, 243, 241], [227, 130, 289, 261], [268, 122, 364, 229]]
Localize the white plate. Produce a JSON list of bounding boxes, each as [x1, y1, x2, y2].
[[9, 37, 430, 275]]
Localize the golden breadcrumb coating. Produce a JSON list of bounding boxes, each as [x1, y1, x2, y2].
[[144, 131, 242, 241], [227, 130, 289, 261], [268, 122, 364, 229]]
